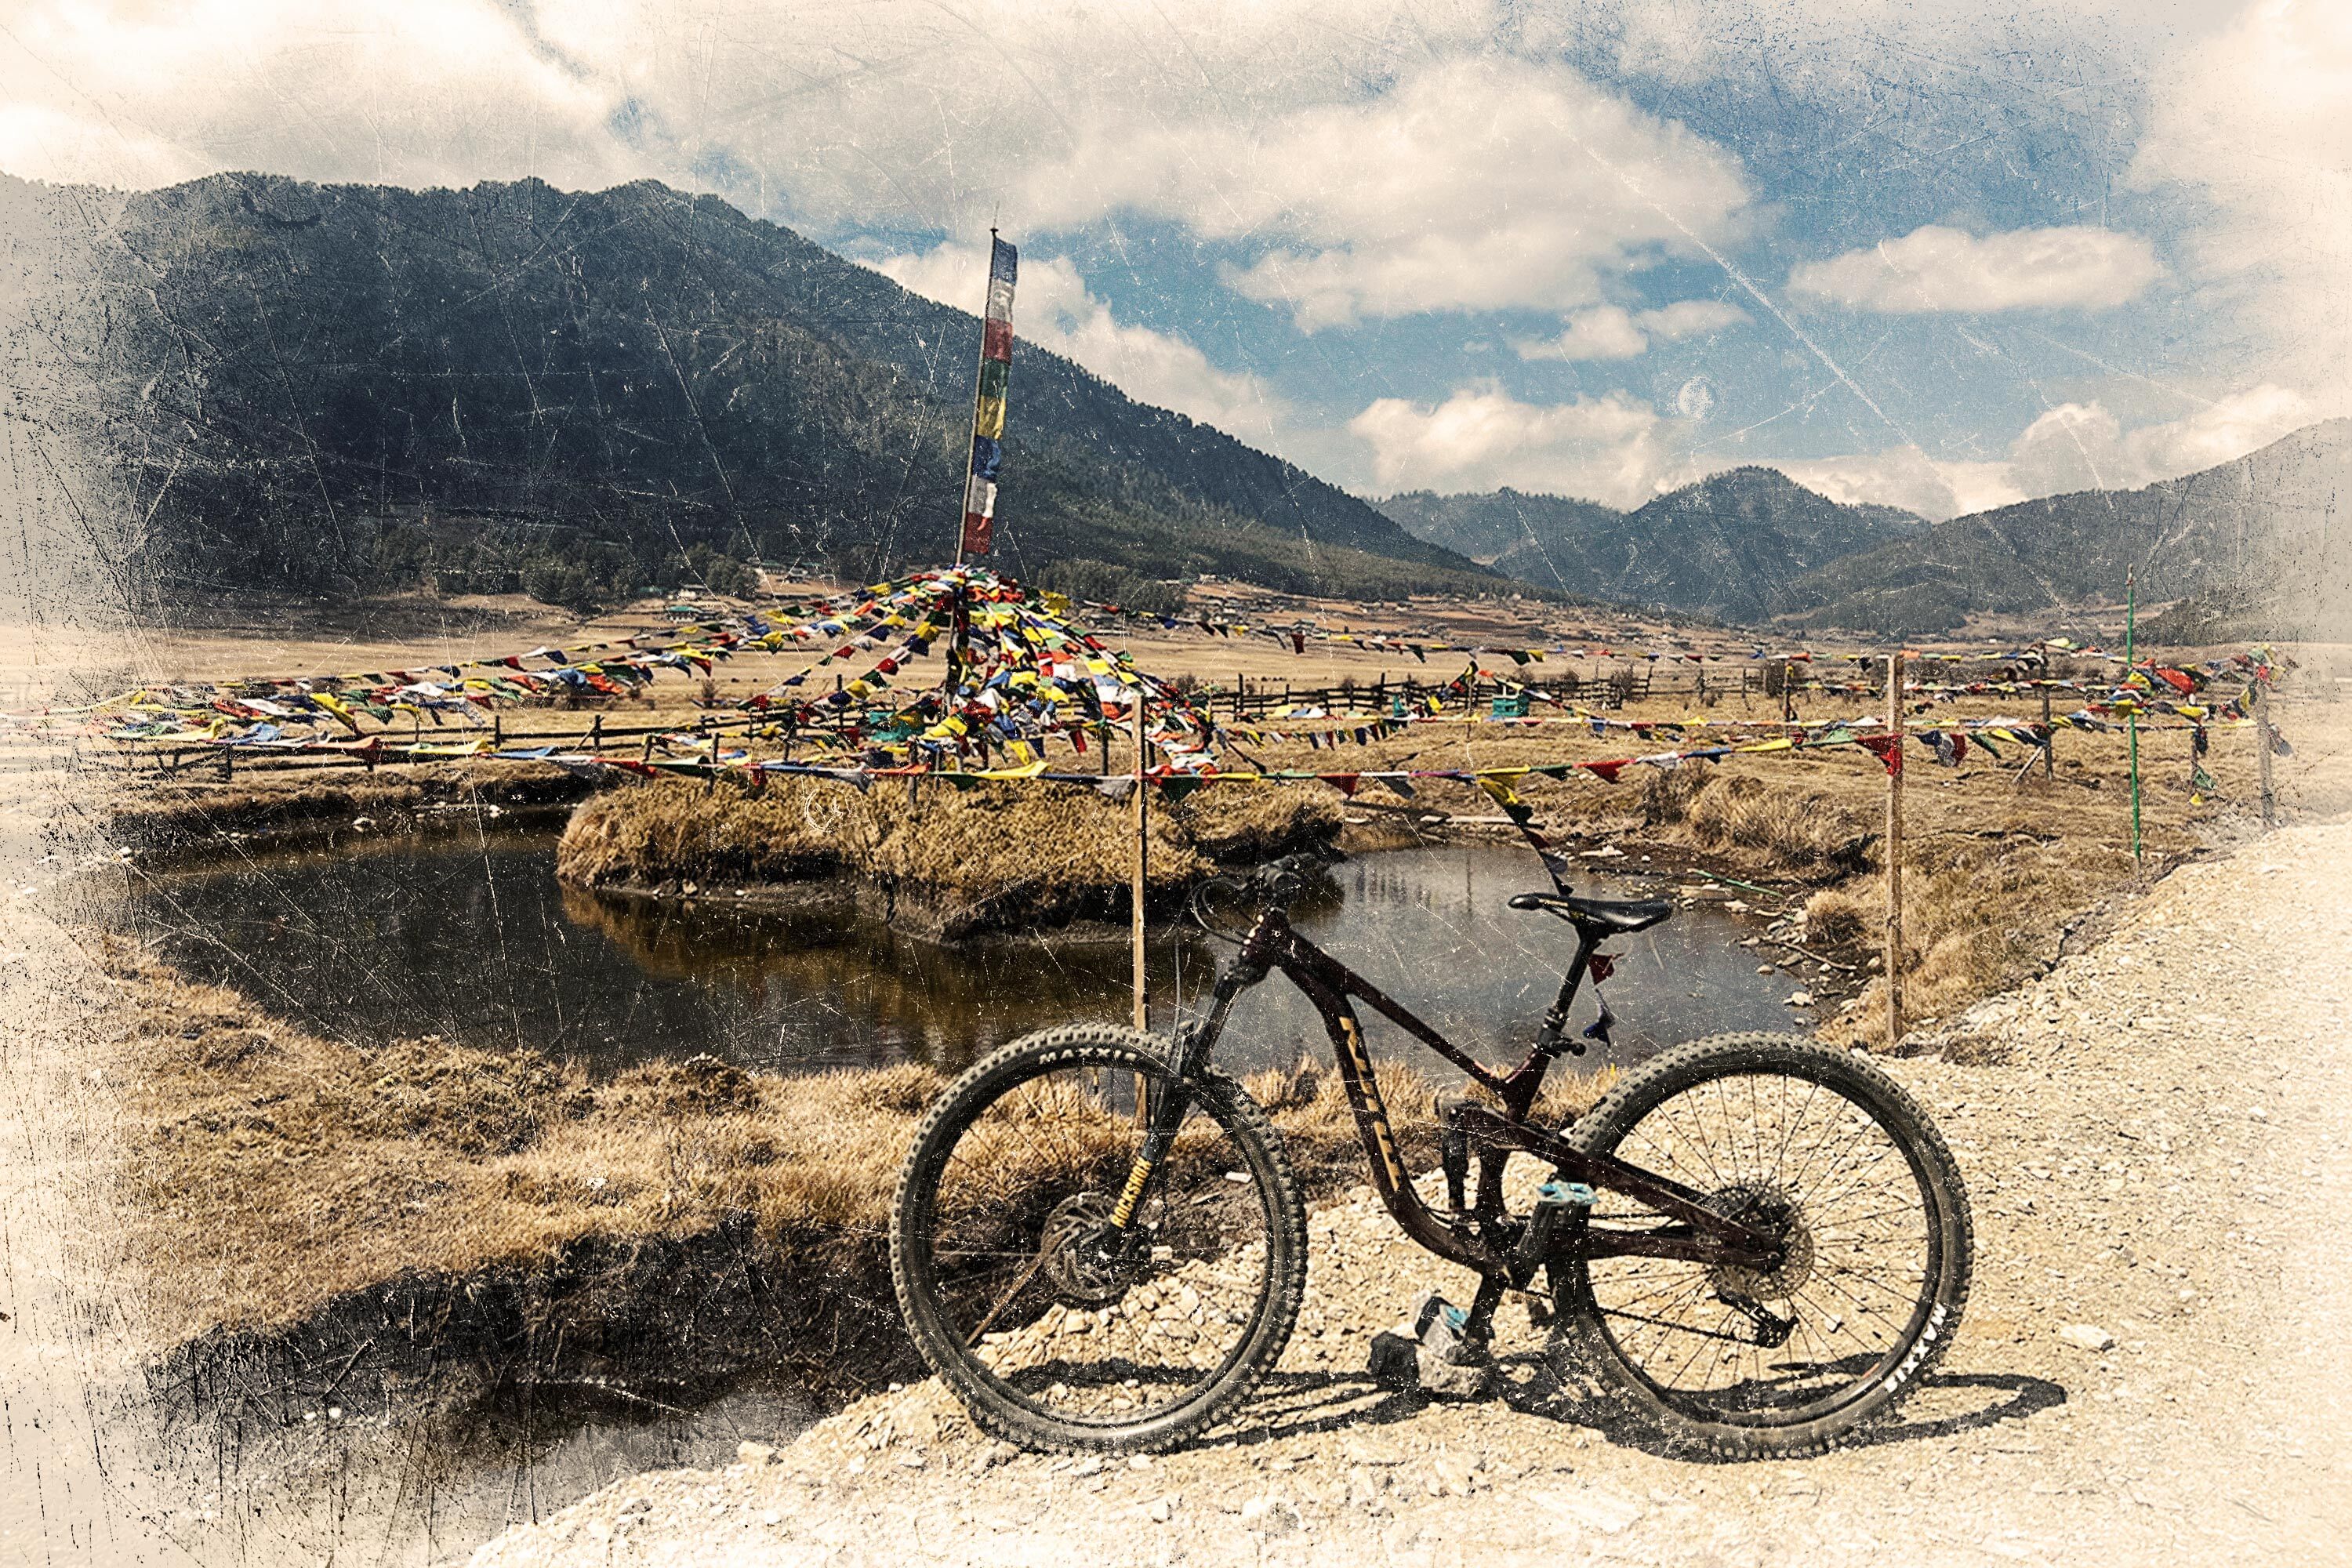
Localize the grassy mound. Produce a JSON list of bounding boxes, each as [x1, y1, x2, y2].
[[555, 777, 1343, 938]]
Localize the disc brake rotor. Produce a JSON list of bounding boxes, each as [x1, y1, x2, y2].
[[1038, 1193, 1137, 1305]]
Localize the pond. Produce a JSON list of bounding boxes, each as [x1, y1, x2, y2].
[[122, 830, 1809, 1081]]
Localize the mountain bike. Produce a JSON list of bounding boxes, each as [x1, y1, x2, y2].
[[889, 855, 1972, 1457]]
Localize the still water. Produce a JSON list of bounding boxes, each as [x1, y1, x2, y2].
[[127, 832, 1802, 1080]]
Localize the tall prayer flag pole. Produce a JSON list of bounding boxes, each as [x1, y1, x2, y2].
[[957, 232, 1018, 563]]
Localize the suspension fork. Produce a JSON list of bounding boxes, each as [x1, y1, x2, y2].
[[1103, 955, 1263, 1235]]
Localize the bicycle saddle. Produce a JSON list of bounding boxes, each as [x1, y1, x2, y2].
[[1507, 890, 1674, 933]]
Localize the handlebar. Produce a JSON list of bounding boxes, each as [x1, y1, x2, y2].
[[1187, 852, 1329, 945]]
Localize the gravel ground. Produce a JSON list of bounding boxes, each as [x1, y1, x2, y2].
[[477, 821, 2352, 1568]]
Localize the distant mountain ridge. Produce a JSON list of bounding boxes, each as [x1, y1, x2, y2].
[[1779, 419, 2352, 635], [0, 172, 1497, 611], [1380, 468, 1929, 623]]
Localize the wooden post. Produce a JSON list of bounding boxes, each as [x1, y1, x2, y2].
[[2039, 684, 2055, 779], [1885, 651, 1905, 1052], [2125, 568, 2143, 870], [1131, 699, 1149, 1034], [1463, 666, 1475, 759], [2256, 678, 2276, 830]]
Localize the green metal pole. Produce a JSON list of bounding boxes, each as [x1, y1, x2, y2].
[[2126, 568, 2142, 868]]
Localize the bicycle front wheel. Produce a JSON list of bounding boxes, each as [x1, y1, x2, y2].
[[1552, 1033, 1973, 1457], [889, 1025, 1308, 1454]]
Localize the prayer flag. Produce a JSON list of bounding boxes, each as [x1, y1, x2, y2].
[[960, 234, 1018, 557]]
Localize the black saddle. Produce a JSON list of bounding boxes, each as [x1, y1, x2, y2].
[[1506, 890, 1674, 934]]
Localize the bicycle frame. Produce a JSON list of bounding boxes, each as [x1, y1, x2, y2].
[[1146, 904, 1787, 1283]]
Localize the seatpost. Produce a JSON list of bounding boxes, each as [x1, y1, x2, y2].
[[1533, 924, 1600, 1055]]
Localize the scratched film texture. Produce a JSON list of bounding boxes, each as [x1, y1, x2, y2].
[[1, 3, 2347, 1564]]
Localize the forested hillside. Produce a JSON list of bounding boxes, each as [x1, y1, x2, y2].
[[1, 172, 1497, 612]]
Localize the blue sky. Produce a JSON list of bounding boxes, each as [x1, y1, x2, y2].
[[2, 0, 2344, 519]]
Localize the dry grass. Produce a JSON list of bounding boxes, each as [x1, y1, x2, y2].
[[555, 776, 1340, 937], [107, 939, 1607, 1353], [1819, 822, 2145, 1047], [1799, 886, 1871, 947], [1637, 763, 1875, 878]]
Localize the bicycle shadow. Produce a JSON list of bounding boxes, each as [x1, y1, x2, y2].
[[1207, 1356, 2067, 1461]]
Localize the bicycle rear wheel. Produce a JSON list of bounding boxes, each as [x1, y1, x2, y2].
[[889, 1025, 1308, 1454], [1552, 1033, 1972, 1457]]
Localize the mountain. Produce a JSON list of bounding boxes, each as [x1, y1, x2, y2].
[[1379, 468, 1929, 623], [1779, 419, 2352, 636], [0, 172, 1497, 612]]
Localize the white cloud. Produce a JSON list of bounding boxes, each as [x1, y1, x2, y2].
[[0, 2, 1514, 223], [1788, 224, 2163, 314], [1769, 449, 2023, 522], [1019, 57, 1753, 330], [869, 244, 1288, 441], [1755, 382, 2318, 521], [2005, 383, 2317, 498], [1348, 387, 1681, 507], [0, 0, 633, 192], [2127, 1, 2352, 408], [1520, 307, 1650, 363], [1518, 299, 1749, 361]]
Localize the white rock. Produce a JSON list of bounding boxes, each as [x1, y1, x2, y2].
[[2058, 1323, 2115, 1352]]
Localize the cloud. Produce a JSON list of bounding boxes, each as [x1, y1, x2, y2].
[[2005, 383, 2318, 498], [1769, 450, 2023, 522], [2127, 1, 2352, 408], [0, 2, 1515, 224], [1348, 387, 1681, 507], [1788, 224, 2163, 314], [1757, 382, 2318, 521], [1019, 56, 1753, 330], [0, 0, 633, 192], [869, 244, 1288, 441], [1517, 299, 1749, 361]]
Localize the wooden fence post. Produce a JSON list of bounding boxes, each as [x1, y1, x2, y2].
[[1885, 652, 1906, 1051], [2040, 685, 2055, 779], [2256, 678, 2276, 830], [1131, 699, 1149, 1034]]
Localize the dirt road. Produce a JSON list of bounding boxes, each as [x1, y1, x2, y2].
[[471, 821, 2352, 1568]]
